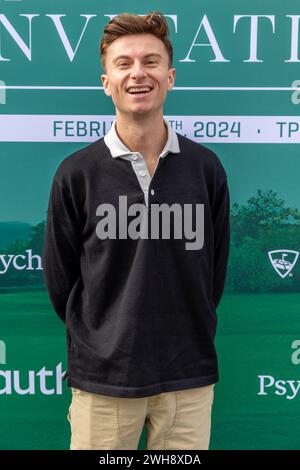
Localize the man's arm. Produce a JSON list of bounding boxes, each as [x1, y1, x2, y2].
[[42, 175, 82, 323], [212, 177, 230, 309]]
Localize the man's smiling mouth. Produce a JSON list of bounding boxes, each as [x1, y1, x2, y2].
[[127, 86, 153, 94]]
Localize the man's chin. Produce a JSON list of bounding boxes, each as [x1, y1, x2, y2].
[[116, 104, 162, 117], [128, 107, 155, 116]]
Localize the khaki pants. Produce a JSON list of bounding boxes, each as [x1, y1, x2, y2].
[[67, 384, 214, 450]]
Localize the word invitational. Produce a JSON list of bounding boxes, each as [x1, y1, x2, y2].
[[95, 196, 204, 251], [0, 14, 300, 63]]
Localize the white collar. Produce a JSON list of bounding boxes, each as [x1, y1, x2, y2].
[[104, 118, 180, 159]]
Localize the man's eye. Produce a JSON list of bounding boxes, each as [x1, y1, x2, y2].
[[118, 63, 129, 67]]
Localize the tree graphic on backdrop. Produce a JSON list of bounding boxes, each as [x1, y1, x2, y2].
[[227, 189, 300, 292]]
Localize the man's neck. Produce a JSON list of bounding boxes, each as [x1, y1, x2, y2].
[[114, 112, 168, 161]]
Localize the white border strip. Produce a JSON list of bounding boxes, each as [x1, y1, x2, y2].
[[0, 115, 300, 143]]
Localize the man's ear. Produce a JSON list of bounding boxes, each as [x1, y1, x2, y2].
[[101, 73, 111, 96], [167, 67, 176, 90]]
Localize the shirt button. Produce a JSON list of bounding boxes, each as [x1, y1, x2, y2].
[[132, 154, 138, 160], [139, 170, 146, 177], [150, 189, 155, 196]]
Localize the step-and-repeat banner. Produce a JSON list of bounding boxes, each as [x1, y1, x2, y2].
[[1, 0, 300, 450]]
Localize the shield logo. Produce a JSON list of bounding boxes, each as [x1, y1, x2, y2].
[[268, 250, 299, 278]]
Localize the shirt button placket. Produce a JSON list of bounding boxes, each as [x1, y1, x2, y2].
[[131, 154, 151, 207]]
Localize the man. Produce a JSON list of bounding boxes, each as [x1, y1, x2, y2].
[[43, 11, 230, 450]]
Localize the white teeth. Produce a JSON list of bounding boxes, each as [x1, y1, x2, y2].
[[128, 87, 151, 93]]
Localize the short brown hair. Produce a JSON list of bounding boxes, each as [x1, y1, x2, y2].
[[100, 12, 173, 71]]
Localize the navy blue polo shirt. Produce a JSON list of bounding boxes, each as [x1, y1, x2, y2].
[[43, 122, 230, 398]]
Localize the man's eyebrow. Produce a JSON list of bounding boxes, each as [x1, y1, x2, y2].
[[112, 55, 130, 64], [112, 53, 162, 64], [144, 53, 162, 59]]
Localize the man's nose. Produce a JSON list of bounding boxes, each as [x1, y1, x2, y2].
[[130, 62, 147, 79]]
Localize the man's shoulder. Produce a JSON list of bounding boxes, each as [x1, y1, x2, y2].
[[176, 132, 220, 163], [176, 132, 227, 179], [58, 137, 107, 172], [53, 137, 107, 184]]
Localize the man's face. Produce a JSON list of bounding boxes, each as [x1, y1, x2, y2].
[[101, 33, 176, 117]]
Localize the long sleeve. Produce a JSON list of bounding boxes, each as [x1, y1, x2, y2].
[[42, 175, 82, 323], [212, 178, 230, 309]]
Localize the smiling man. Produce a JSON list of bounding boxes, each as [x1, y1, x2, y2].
[[43, 12, 230, 450]]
